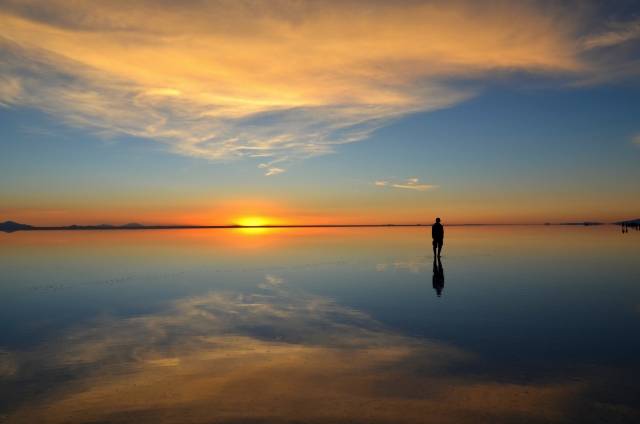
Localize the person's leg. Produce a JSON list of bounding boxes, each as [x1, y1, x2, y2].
[[437, 240, 443, 257], [432, 240, 437, 256]]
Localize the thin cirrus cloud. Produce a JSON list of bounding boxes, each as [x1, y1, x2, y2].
[[0, 1, 635, 174], [582, 18, 640, 50], [258, 162, 286, 177], [375, 178, 435, 191]]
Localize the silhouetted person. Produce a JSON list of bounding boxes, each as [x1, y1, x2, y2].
[[432, 257, 444, 297], [432, 217, 444, 257]]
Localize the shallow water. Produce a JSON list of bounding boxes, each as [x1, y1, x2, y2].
[[1, 226, 639, 423]]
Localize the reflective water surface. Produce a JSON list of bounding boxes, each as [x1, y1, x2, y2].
[[1, 226, 639, 423]]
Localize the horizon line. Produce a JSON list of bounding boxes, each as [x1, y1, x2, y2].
[[1, 221, 619, 232]]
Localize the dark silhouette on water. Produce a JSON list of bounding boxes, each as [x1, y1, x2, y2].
[[0, 221, 33, 233], [617, 218, 640, 234], [620, 222, 639, 233], [432, 257, 444, 297], [432, 217, 444, 257]]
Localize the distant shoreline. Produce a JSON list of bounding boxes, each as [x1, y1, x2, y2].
[[1, 221, 618, 233]]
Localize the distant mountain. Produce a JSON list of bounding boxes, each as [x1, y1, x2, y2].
[[62, 223, 146, 230], [65, 224, 117, 229], [122, 222, 144, 228], [66, 224, 114, 229], [0, 221, 33, 232]]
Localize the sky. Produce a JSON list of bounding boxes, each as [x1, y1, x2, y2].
[[1, 0, 640, 226]]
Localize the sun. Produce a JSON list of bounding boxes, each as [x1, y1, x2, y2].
[[234, 216, 270, 227], [233, 216, 277, 235]]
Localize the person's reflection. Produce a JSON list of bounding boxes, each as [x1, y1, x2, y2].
[[432, 257, 445, 297]]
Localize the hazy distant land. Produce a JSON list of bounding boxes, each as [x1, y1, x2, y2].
[[2, 219, 638, 233]]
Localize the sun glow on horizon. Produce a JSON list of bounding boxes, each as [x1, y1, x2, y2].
[[234, 216, 272, 227], [233, 216, 288, 235], [233, 216, 270, 236]]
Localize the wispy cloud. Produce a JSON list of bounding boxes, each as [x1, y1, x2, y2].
[[265, 167, 285, 177], [392, 178, 436, 191], [376, 178, 436, 192], [0, 75, 21, 107], [583, 19, 640, 50], [0, 1, 635, 173], [258, 161, 286, 176]]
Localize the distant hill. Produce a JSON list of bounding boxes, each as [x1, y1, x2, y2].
[[1, 221, 148, 232], [0, 221, 33, 232], [122, 222, 144, 228], [65, 223, 145, 230]]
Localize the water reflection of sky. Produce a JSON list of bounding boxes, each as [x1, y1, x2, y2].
[[0, 227, 639, 423]]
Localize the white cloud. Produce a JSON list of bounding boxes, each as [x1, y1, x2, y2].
[[264, 167, 285, 176], [376, 177, 436, 192]]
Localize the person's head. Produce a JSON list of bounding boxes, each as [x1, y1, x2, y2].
[[435, 217, 441, 223]]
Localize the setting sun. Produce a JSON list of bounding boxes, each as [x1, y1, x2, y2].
[[234, 216, 271, 227]]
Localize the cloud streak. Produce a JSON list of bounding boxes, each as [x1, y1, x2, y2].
[[582, 19, 640, 50], [265, 167, 286, 177], [376, 178, 436, 191], [0, 0, 635, 172]]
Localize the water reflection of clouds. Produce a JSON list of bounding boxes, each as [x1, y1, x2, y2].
[[258, 274, 285, 290], [376, 256, 430, 274], [4, 283, 585, 423]]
